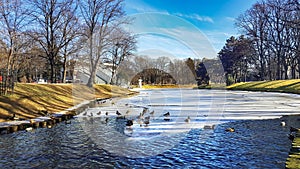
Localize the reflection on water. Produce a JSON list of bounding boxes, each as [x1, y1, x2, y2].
[[0, 89, 297, 168], [0, 118, 291, 168]]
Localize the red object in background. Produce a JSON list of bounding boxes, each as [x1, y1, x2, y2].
[[0, 76, 2, 82]]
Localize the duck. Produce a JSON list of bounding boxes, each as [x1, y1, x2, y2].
[[65, 120, 71, 124], [137, 119, 143, 127], [97, 111, 101, 115], [280, 121, 286, 127], [105, 112, 109, 116], [116, 110, 122, 116], [150, 110, 155, 115], [185, 116, 191, 123], [203, 125, 216, 130], [288, 134, 295, 141], [290, 127, 300, 133], [225, 127, 235, 132], [144, 118, 150, 127], [47, 125, 52, 129], [141, 107, 148, 116], [29, 119, 35, 124], [83, 111, 87, 116], [25, 127, 33, 132], [10, 113, 19, 121], [126, 120, 134, 127], [163, 112, 170, 117], [144, 116, 150, 121], [137, 112, 143, 119]]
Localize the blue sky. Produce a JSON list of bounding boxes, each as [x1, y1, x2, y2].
[[123, 0, 257, 59]]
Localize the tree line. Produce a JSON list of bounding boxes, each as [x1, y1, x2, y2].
[[116, 55, 197, 85], [219, 0, 300, 85], [0, 0, 136, 88]]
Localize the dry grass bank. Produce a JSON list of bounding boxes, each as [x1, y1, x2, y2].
[[227, 79, 300, 94], [0, 83, 134, 122]]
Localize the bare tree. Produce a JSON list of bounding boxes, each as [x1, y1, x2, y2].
[[236, 2, 269, 80], [155, 56, 171, 72], [59, 1, 81, 83], [0, 0, 28, 93], [236, 0, 300, 81], [103, 27, 136, 84], [79, 0, 124, 87], [29, 0, 77, 83]]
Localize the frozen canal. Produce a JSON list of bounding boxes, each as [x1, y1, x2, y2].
[[1, 89, 299, 168]]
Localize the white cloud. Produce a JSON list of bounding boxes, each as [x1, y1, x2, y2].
[[203, 30, 239, 52], [125, 0, 168, 14], [174, 13, 214, 23], [136, 34, 198, 59], [225, 17, 236, 22], [134, 27, 217, 59], [125, 13, 217, 59]]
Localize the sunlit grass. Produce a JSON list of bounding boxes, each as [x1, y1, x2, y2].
[[286, 135, 300, 169], [0, 83, 134, 122], [227, 79, 300, 94]]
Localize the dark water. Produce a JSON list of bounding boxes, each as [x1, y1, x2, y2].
[[0, 117, 292, 169]]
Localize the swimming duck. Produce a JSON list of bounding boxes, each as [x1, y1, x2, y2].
[[185, 116, 191, 123], [144, 118, 150, 127], [116, 110, 122, 116], [137, 113, 143, 119], [29, 119, 35, 124], [25, 127, 33, 132], [65, 120, 71, 124], [141, 107, 148, 116], [126, 120, 134, 127], [163, 112, 170, 117], [290, 127, 300, 133], [280, 121, 286, 126], [144, 116, 150, 121], [203, 125, 216, 130], [225, 127, 235, 132], [97, 111, 101, 115], [288, 134, 295, 141], [150, 110, 155, 115], [10, 113, 19, 121], [105, 112, 109, 116]]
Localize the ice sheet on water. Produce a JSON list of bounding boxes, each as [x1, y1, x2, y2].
[[78, 89, 300, 141]]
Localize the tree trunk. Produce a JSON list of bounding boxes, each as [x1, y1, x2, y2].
[[4, 50, 13, 95], [87, 67, 96, 87], [62, 55, 67, 83], [110, 70, 115, 85], [50, 57, 55, 83]]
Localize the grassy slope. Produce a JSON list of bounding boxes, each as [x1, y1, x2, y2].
[[227, 79, 300, 169], [227, 79, 300, 94], [0, 83, 134, 122]]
